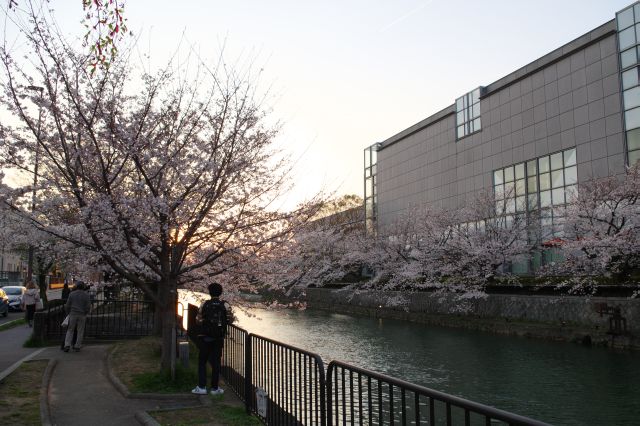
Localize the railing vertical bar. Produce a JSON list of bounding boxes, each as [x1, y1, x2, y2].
[[350, 369, 355, 426], [378, 379, 383, 424], [429, 398, 435, 426], [367, 376, 372, 426], [465, 409, 471, 426], [446, 402, 452, 426], [415, 393, 420, 426], [401, 388, 406, 426], [389, 383, 394, 425], [358, 373, 363, 426]]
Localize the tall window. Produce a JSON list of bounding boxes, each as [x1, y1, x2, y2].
[[455, 87, 483, 139], [364, 143, 380, 235], [493, 148, 577, 270], [617, 3, 640, 165]]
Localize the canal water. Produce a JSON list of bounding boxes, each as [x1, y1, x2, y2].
[[234, 307, 640, 426]]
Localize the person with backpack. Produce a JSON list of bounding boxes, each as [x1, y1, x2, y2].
[[191, 282, 229, 396]]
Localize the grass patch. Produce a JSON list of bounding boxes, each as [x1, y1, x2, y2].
[[0, 318, 26, 332], [0, 360, 48, 425], [151, 404, 262, 426], [111, 337, 198, 394]]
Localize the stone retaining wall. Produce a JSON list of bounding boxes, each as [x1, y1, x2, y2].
[[301, 288, 640, 349]]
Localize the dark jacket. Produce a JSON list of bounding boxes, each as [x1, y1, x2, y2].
[[65, 290, 91, 315]]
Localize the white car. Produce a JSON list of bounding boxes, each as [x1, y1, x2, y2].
[[2, 286, 26, 311]]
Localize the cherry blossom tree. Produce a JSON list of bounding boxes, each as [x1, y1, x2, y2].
[[554, 163, 640, 285], [0, 4, 317, 371]]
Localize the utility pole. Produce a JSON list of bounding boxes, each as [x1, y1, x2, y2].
[[26, 85, 43, 284]]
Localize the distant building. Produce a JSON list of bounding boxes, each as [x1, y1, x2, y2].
[[365, 2, 639, 254]]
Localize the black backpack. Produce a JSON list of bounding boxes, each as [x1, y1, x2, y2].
[[201, 299, 227, 338]]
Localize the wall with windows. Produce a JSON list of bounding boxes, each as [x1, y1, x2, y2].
[[617, 3, 640, 165], [374, 18, 623, 234]]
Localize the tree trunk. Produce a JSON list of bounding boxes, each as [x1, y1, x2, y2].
[[37, 273, 48, 306], [158, 277, 178, 373]]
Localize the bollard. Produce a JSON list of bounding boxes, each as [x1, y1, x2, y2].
[[178, 341, 189, 368]]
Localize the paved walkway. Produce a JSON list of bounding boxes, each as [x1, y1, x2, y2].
[[0, 326, 204, 425], [45, 345, 199, 426]]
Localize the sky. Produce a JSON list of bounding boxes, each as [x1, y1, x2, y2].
[[3, 0, 634, 209]]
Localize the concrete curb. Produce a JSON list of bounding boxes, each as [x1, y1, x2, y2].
[[40, 358, 57, 426], [106, 344, 199, 401], [0, 318, 26, 330], [134, 410, 162, 426]]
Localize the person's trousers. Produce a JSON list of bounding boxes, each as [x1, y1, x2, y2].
[[197, 338, 224, 389], [64, 314, 87, 348], [25, 304, 36, 324]]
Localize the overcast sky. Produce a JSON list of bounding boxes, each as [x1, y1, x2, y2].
[[4, 0, 634, 209]]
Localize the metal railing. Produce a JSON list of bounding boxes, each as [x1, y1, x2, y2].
[[221, 324, 248, 402], [249, 334, 326, 425], [43, 298, 154, 340], [326, 360, 550, 426]]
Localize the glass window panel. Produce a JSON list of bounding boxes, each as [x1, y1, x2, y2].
[[494, 184, 504, 199], [463, 95, 468, 109], [472, 88, 481, 103], [516, 196, 526, 212], [365, 167, 371, 177], [539, 156, 550, 173], [527, 160, 537, 176], [622, 68, 639, 90], [625, 107, 640, 130], [515, 163, 525, 179], [618, 7, 634, 31], [564, 148, 577, 166], [456, 97, 463, 111], [552, 188, 565, 205], [366, 177, 373, 196], [565, 166, 577, 185], [472, 103, 481, 118], [371, 149, 377, 163], [619, 26, 636, 50], [551, 170, 564, 188], [504, 167, 514, 182], [621, 47, 638, 69], [624, 86, 640, 109], [469, 119, 476, 133], [550, 152, 564, 170], [457, 111, 464, 125], [636, 24, 640, 46], [527, 176, 538, 192], [528, 194, 538, 211], [515, 179, 525, 196], [457, 125, 465, 138], [636, 4, 640, 22], [629, 149, 640, 166], [473, 118, 482, 131], [506, 198, 516, 214], [505, 181, 515, 197], [565, 185, 577, 202], [364, 150, 371, 167], [495, 200, 504, 214], [372, 164, 377, 174], [540, 191, 552, 207], [494, 170, 504, 185], [627, 128, 640, 151], [540, 172, 551, 191]]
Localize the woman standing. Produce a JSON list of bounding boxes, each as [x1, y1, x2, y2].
[[21, 281, 41, 327]]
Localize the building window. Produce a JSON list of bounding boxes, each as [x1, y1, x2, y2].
[[616, 3, 640, 165], [493, 148, 577, 269], [364, 143, 381, 235], [455, 87, 483, 140]]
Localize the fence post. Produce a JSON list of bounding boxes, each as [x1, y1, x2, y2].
[[326, 362, 333, 426], [244, 333, 252, 414]]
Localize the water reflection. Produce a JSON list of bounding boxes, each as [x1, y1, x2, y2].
[[236, 307, 640, 426]]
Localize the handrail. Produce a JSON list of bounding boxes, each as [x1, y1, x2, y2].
[[327, 360, 551, 426]]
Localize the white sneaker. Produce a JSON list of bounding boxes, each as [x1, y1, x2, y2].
[[191, 386, 207, 395], [210, 388, 224, 396]]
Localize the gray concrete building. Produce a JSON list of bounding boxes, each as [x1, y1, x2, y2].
[[365, 3, 640, 239]]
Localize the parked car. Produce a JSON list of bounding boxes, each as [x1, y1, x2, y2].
[[0, 288, 8, 317], [2, 286, 26, 311]]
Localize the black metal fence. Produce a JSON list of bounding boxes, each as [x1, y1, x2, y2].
[[326, 360, 550, 426], [249, 334, 326, 425], [42, 298, 154, 340]]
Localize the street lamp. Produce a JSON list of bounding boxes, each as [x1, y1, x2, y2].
[[26, 85, 44, 284]]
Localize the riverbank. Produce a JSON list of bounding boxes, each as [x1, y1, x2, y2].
[[298, 287, 640, 350]]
